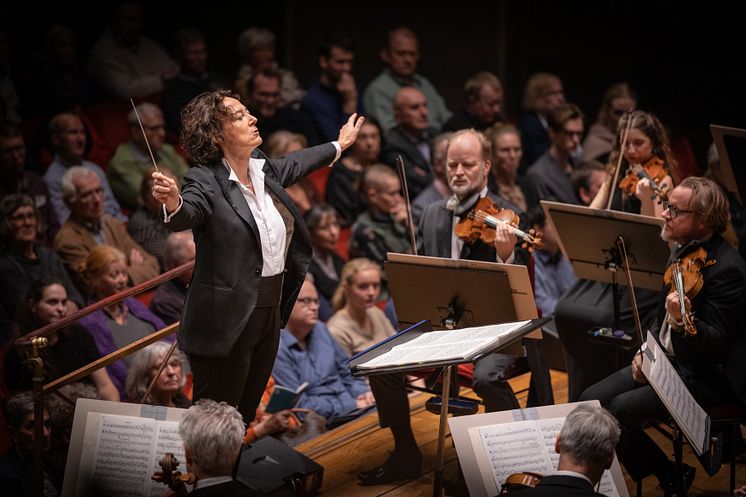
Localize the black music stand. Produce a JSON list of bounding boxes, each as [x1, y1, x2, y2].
[[363, 253, 546, 497]]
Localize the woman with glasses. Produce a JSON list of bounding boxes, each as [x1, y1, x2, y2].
[[0, 194, 82, 344]]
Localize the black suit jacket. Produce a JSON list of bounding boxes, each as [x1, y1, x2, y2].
[[381, 125, 437, 198], [653, 234, 746, 405], [511, 474, 606, 497], [167, 143, 337, 358], [417, 190, 529, 266], [189, 479, 266, 497]]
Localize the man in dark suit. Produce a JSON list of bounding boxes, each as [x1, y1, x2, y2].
[[580, 177, 746, 496], [152, 89, 362, 423], [179, 399, 264, 496], [511, 404, 620, 497], [381, 86, 437, 199], [418, 129, 552, 411]]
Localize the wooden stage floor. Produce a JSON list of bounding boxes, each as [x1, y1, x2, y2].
[[295, 370, 744, 496]]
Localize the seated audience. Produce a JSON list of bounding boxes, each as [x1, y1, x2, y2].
[[327, 258, 422, 484], [571, 160, 607, 206], [126, 166, 178, 270], [0, 392, 64, 497], [304, 204, 345, 318], [272, 275, 374, 427], [0, 194, 82, 343], [511, 404, 620, 496], [486, 124, 538, 213], [78, 245, 167, 398], [263, 131, 320, 215], [3, 278, 119, 401], [178, 399, 264, 496], [53, 166, 159, 292], [582, 82, 637, 164], [150, 230, 195, 325], [443, 71, 505, 132], [107, 102, 189, 210], [326, 118, 383, 226], [410, 131, 451, 227], [518, 72, 566, 169], [125, 340, 190, 407]]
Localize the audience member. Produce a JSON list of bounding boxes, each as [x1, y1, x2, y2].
[[53, 166, 159, 292], [511, 404, 620, 496], [150, 230, 195, 325], [245, 68, 319, 146], [486, 124, 538, 213], [235, 26, 305, 109], [582, 82, 637, 164], [349, 164, 411, 266], [0, 30, 21, 123], [528, 206, 576, 318], [3, 278, 120, 401], [443, 71, 505, 132], [571, 160, 607, 206], [327, 258, 422, 484], [300, 33, 362, 143], [179, 399, 264, 496], [126, 166, 178, 270], [125, 340, 190, 407], [0, 122, 59, 244], [304, 204, 345, 312], [0, 194, 82, 343], [272, 275, 374, 427], [263, 130, 320, 215], [410, 131, 452, 226], [162, 27, 228, 135], [78, 245, 167, 398], [107, 102, 189, 210], [525, 103, 584, 204], [0, 392, 64, 497], [326, 118, 382, 226], [87, 0, 178, 99], [381, 86, 437, 198], [518, 72, 566, 168], [43, 112, 125, 223], [363, 27, 451, 132]]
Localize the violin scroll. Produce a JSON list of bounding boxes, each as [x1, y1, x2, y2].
[[499, 472, 544, 494], [152, 453, 196, 495]]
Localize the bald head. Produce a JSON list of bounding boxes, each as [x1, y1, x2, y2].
[[394, 87, 429, 133]]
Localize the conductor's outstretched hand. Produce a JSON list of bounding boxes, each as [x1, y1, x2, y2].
[[337, 113, 365, 151], [152, 171, 181, 214]]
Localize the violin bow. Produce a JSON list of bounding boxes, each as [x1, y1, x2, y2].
[[395, 155, 418, 255], [606, 111, 634, 210], [616, 236, 646, 360], [130, 98, 160, 172]]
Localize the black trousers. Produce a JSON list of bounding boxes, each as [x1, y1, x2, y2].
[[189, 274, 283, 423], [368, 373, 410, 429]]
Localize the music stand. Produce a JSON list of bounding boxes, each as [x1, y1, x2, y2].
[[710, 124, 746, 205], [541, 201, 668, 332], [377, 253, 545, 497]]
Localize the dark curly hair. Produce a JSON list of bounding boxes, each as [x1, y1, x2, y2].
[[608, 110, 677, 178], [179, 89, 243, 166]]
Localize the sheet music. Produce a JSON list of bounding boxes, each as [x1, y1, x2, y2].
[[356, 321, 530, 370], [642, 332, 709, 455], [84, 414, 186, 497], [476, 417, 619, 497]]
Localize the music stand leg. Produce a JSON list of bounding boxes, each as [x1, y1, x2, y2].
[[433, 365, 453, 497]]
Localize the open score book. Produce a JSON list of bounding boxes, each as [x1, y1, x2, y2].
[[355, 320, 531, 370]]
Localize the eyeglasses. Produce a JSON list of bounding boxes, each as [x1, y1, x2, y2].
[[560, 128, 583, 138], [297, 297, 320, 307], [663, 201, 694, 219]]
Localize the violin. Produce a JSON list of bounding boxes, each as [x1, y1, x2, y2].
[[499, 472, 543, 494], [455, 197, 543, 252], [152, 453, 196, 496], [663, 246, 716, 337], [618, 156, 670, 203]]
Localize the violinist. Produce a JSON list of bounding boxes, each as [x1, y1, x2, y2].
[[171, 399, 263, 496], [590, 110, 676, 217], [580, 177, 746, 495], [508, 404, 620, 497], [418, 129, 537, 412]]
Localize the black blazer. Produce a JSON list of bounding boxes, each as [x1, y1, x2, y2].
[[417, 190, 529, 266], [381, 125, 438, 198], [167, 143, 337, 358], [510, 474, 607, 497], [189, 479, 265, 497]]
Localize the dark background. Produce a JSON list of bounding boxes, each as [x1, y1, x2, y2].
[[2, 0, 743, 167]]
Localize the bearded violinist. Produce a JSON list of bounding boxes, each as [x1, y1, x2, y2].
[[580, 177, 746, 495], [417, 129, 548, 413]]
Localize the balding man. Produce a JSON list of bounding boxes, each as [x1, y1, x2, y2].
[[443, 71, 506, 132], [363, 27, 451, 132], [107, 102, 189, 209], [381, 86, 437, 198], [150, 230, 195, 324]]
